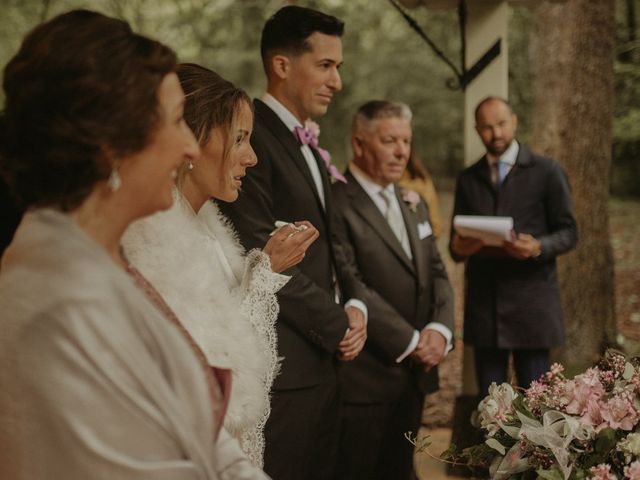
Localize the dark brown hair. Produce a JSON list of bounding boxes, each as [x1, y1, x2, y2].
[[474, 96, 513, 123], [0, 10, 177, 211], [175, 63, 251, 185], [260, 6, 344, 75]]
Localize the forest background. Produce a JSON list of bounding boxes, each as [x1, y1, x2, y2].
[[1, 0, 638, 196]]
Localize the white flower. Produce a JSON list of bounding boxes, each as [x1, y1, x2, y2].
[[476, 383, 517, 437], [618, 432, 640, 464]]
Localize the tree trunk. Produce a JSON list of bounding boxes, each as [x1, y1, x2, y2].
[[531, 0, 617, 373]]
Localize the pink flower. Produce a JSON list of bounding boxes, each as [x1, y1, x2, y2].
[[563, 369, 606, 415], [545, 362, 565, 381], [304, 119, 321, 138], [600, 395, 639, 430], [525, 380, 548, 412], [400, 189, 420, 212], [625, 461, 640, 480], [590, 463, 617, 480], [581, 398, 606, 432]]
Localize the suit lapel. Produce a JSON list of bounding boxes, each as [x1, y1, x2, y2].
[[397, 189, 426, 285], [254, 100, 326, 213], [309, 147, 333, 220], [469, 155, 497, 195], [345, 172, 415, 275]]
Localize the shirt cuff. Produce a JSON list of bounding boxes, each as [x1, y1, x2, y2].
[[396, 330, 420, 363], [344, 299, 368, 325], [424, 322, 454, 354]]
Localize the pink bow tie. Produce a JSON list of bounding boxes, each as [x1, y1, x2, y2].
[[293, 126, 347, 184]]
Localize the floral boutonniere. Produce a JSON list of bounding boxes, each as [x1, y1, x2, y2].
[[304, 119, 321, 137], [400, 189, 420, 213]]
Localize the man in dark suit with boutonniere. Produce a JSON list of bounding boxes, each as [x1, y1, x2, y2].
[[331, 100, 455, 480], [218, 6, 368, 480]]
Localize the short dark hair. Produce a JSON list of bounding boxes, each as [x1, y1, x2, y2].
[[0, 10, 176, 211], [175, 63, 251, 186], [474, 96, 513, 123], [260, 5, 344, 75]]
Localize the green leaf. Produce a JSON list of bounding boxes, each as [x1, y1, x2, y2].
[[594, 428, 617, 454], [485, 437, 507, 455], [536, 467, 565, 480], [404, 431, 431, 453], [439, 442, 457, 460], [570, 467, 589, 480], [623, 362, 635, 380], [513, 394, 535, 419]]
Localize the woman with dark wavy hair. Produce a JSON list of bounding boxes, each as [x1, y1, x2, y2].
[[0, 10, 268, 480]]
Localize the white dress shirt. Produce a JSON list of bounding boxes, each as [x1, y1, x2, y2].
[[261, 93, 367, 320], [488, 139, 519, 178], [262, 93, 326, 208], [349, 164, 453, 362]]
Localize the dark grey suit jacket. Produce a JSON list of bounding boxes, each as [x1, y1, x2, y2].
[[449, 144, 578, 349], [219, 99, 365, 390], [331, 170, 454, 403]]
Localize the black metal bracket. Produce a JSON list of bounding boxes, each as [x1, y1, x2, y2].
[[461, 39, 501, 89], [388, 0, 502, 91]]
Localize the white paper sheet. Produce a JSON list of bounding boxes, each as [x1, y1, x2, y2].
[[453, 215, 514, 246]]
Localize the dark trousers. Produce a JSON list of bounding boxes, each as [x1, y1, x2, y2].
[[263, 376, 341, 480], [474, 347, 550, 395], [336, 385, 422, 480]]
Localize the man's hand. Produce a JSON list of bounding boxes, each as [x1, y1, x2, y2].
[[451, 234, 484, 258], [503, 233, 541, 260], [410, 329, 446, 371], [338, 306, 367, 361]]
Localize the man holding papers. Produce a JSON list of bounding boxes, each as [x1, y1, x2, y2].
[[450, 96, 577, 394]]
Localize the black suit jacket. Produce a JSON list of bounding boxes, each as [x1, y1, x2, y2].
[[219, 99, 364, 390], [331, 171, 454, 403], [449, 144, 578, 348]]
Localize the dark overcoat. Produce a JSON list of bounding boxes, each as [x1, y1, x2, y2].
[[449, 144, 578, 349]]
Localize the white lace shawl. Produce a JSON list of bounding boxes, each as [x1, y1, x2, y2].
[[122, 191, 287, 466]]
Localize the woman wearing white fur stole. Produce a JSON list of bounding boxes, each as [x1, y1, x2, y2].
[[123, 64, 318, 467]]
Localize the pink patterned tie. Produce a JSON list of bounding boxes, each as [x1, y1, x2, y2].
[[293, 126, 347, 184]]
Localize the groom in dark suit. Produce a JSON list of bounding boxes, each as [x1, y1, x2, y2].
[[218, 6, 367, 480], [332, 101, 454, 480]]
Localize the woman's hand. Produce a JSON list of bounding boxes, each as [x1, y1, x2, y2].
[[263, 221, 319, 273]]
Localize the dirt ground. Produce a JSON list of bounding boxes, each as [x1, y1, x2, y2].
[[420, 189, 640, 428]]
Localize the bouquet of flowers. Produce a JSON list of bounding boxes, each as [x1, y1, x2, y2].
[[464, 350, 640, 479]]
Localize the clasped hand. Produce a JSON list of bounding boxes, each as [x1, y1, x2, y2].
[[410, 329, 446, 372], [338, 306, 367, 361], [263, 221, 319, 273]]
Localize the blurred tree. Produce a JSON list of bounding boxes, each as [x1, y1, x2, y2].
[[532, 0, 617, 372], [612, 0, 640, 196], [0, 0, 466, 177], [1, 0, 636, 189]]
